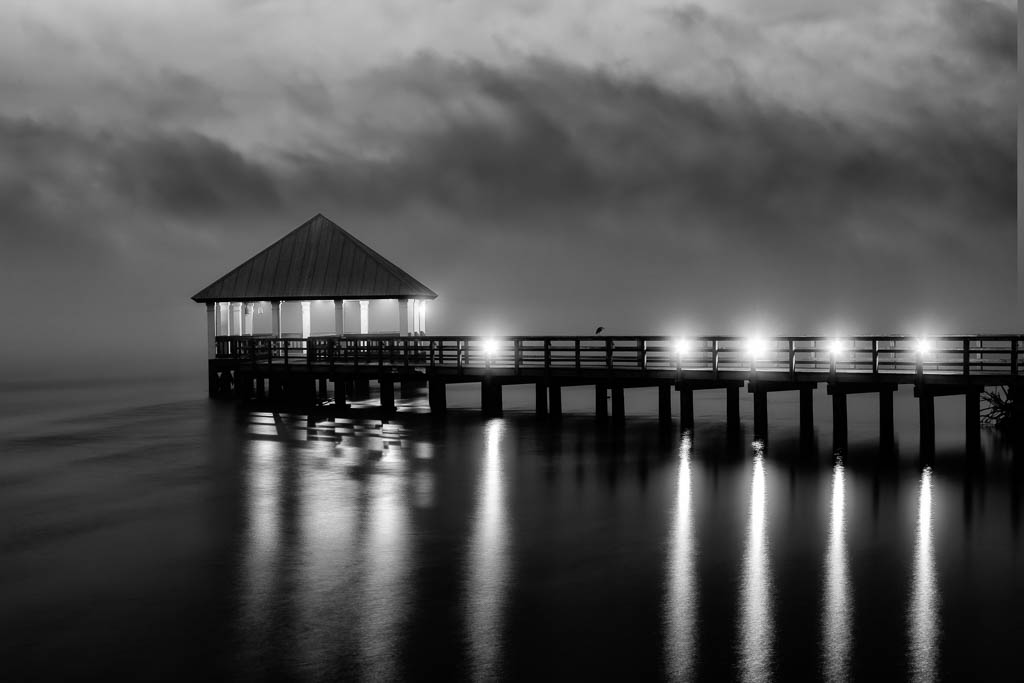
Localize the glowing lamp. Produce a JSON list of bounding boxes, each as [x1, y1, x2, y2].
[[829, 339, 846, 356], [915, 338, 931, 356], [674, 338, 691, 357], [747, 336, 768, 359], [482, 338, 500, 357]]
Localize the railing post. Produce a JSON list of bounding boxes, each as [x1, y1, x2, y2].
[[962, 338, 970, 377], [1012, 339, 1019, 377], [514, 339, 521, 374], [872, 339, 879, 375], [605, 339, 613, 370], [544, 339, 552, 370], [430, 340, 436, 368], [283, 339, 289, 367], [712, 340, 720, 378], [457, 339, 463, 374], [575, 339, 581, 372], [788, 339, 796, 378]]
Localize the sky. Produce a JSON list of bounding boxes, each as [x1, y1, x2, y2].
[[0, 0, 1016, 376]]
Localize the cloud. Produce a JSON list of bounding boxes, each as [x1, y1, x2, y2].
[[942, 0, 1016, 64]]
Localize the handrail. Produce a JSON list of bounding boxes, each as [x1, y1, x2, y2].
[[213, 334, 1024, 378]]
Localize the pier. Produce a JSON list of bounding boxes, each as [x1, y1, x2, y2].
[[208, 333, 1022, 455]]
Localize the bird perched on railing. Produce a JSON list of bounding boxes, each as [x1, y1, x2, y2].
[[594, 326, 604, 335]]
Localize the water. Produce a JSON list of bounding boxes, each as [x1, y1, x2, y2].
[[1, 378, 1021, 681]]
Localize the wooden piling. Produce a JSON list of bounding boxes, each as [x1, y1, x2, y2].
[[428, 379, 447, 415], [679, 387, 695, 432], [536, 382, 548, 416], [966, 388, 981, 456], [919, 392, 935, 459], [317, 377, 327, 401], [549, 384, 562, 418], [727, 385, 740, 433], [611, 386, 625, 427], [832, 392, 848, 452], [658, 384, 672, 428], [482, 377, 503, 417], [879, 388, 895, 450], [753, 391, 768, 440], [799, 387, 813, 441], [379, 379, 395, 412], [596, 384, 608, 421]]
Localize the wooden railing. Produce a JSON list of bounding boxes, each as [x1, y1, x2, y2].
[[214, 335, 1024, 378]]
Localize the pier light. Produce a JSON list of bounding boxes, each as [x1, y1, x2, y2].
[[747, 336, 769, 359], [915, 338, 932, 356], [829, 339, 846, 357], [482, 338, 500, 357], [674, 338, 691, 357]]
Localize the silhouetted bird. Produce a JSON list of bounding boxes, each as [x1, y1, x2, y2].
[[594, 326, 604, 335]]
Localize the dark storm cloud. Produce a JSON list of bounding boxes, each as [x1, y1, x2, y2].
[[1, 49, 1012, 263], [942, 0, 1016, 64], [281, 55, 1012, 258], [0, 115, 280, 252]]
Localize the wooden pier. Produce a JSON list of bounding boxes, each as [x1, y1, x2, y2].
[[209, 334, 1023, 456]]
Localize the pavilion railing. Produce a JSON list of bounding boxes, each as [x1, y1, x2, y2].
[[215, 334, 1024, 378]]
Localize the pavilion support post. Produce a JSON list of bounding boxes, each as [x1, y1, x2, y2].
[[428, 379, 447, 415], [595, 383, 608, 422], [919, 392, 936, 460], [206, 303, 216, 358], [800, 387, 814, 442], [535, 382, 548, 416], [966, 388, 982, 456], [880, 388, 895, 451], [271, 301, 281, 337], [379, 379, 395, 413], [658, 384, 672, 428], [241, 303, 251, 336], [611, 386, 625, 427], [753, 391, 768, 441], [549, 384, 562, 419], [726, 385, 740, 433], [398, 299, 410, 336], [229, 302, 240, 336], [301, 301, 311, 339], [360, 301, 370, 334], [678, 387, 694, 432], [419, 300, 428, 334], [832, 392, 848, 452], [334, 299, 345, 335]]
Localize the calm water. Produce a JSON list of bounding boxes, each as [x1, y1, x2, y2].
[[1, 377, 1021, 681]]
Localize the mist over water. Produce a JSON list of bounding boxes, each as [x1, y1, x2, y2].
[[1, 376, 1021, 680]]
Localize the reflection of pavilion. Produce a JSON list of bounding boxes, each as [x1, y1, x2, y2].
[[193, 213, 438, 356]]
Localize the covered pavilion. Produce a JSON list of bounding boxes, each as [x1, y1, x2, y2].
[[192, 213, 437, 357]]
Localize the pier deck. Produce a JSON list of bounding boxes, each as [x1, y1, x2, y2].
[[209, 334, 1023, 456]]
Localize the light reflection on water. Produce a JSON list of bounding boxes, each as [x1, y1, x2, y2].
[[465, 419, 510, 680], [665, 432, 698, 680], [909, 466, 939, 683], [822, 459, 852, 683], [357, 454, 412, 681], [738, 440, 773, 683], [3, 385, 1020, 681]]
